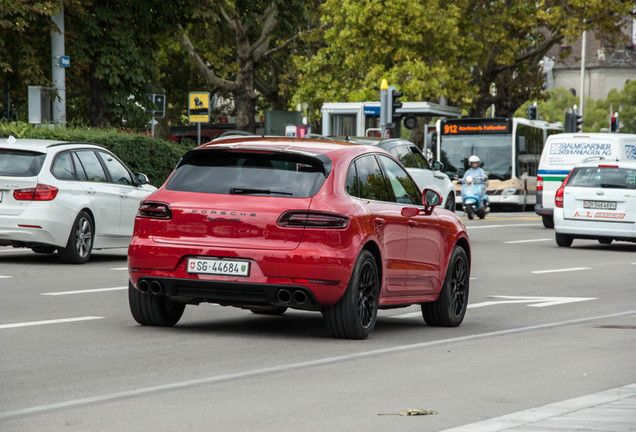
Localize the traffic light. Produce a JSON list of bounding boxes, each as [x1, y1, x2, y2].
[[610, 114, 619, 132], [391, 89, 403, 120], [527, 104, 537, 120], [575, 112, 583, 132]]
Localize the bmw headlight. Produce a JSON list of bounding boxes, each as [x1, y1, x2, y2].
[[502, 187, 517, 196]]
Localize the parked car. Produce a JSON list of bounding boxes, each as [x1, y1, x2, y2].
[[0, 136, 156, 263], [554, 159, 636, 247], [127, 137, 471, 339], [345, 138, 456, 212]]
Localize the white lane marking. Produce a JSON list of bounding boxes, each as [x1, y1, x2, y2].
[[109, 267, 128, 271], [532, 267, 591, 274], [0, 248, 30, 253], [469, 296, 597, 308], [504, 238, 551, 244], [42, 287, 127, 296], [0, 275, 13, 279], [1, 310, 633, 421], [0, 316, 104, 330], [439, 382, 636, 432], [393, 296, 597, 318], [467, 223, 541, 230]]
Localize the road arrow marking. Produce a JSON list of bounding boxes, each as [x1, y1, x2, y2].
[[469, 295, 597, 309]]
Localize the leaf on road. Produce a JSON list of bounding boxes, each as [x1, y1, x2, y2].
[[378, 408, 438, 416]]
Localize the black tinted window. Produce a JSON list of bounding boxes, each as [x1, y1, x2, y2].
[[165, 149, 327, 197], [98, 151, 133, 185], [354, 155, 390, 201], [377, 155, 420, 204], [0, 150, 45, 176]]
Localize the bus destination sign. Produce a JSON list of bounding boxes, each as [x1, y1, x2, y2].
[[441, 119, 511, 135]]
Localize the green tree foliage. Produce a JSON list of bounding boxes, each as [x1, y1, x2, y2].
[[515, 87, 578, 123], [583, 80, 636, 133], [294, 0, 633, 123], [294, 0, 468, 126]]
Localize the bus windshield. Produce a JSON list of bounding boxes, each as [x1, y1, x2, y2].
[[440, 134, 512, 180]]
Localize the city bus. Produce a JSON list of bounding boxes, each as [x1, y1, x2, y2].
[[436, 117, 563, 210]]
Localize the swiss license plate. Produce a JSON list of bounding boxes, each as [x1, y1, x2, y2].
[[583, 200, 616, 210], [187, 258, 250, 276]]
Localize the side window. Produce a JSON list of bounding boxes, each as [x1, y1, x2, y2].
[[75, 150, 108, 183], [355, 155, 390, 202], [345, 162, 359, 197], [72, 152, 87, 181], [98, 151, 133, 185], [389, 145, 415, 168], [51, 152, 75, 180], [378, 155, 420, 204], [410, 147, 431, 170]]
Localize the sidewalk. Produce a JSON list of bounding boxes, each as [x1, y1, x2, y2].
[[441, 383, 636, 431]]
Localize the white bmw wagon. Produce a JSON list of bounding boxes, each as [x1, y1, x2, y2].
[[554, 159, 636, 247], [0, 136, 156, 263]]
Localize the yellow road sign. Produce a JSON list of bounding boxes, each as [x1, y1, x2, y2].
[[188, 92, 210, 123]]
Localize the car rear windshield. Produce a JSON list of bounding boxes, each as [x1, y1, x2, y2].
[[165, 149, 329, 197], [0, 149, 46, 177], [568, 166, 636, 189]]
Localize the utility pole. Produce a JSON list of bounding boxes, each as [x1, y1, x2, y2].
[[579, 30, 586, 118], [51, 2, 66, 124]]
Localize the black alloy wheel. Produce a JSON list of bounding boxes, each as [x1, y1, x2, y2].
[[323, 250, 379, 339], [422, 246, 469, 327]]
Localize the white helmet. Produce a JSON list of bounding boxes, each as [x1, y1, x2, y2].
[[468, 155, 480, 164]]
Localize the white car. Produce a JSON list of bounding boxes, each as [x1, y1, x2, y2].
[[554, 159, 636, 247], [348, 138, 456, 211], [0, 137, 157, 263]]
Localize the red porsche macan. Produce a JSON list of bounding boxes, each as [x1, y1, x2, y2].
[[128, 137, 471, 339]]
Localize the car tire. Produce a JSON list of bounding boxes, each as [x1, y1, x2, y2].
[[445, 193, 455, 212], [323, 250, 379, 339], [421, 246, 469, 327], [58, 211, 93, 264], [250, 306, 288, 315], [555, 233, 573, 247], [31, 246, 57, 254], [542, 215, 554, 229], [128, 280, 185, 326]]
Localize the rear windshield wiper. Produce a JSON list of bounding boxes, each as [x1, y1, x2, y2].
[[229, 188, 293, 196]]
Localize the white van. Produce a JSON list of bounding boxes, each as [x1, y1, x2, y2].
[[535, 133, 636, 228]]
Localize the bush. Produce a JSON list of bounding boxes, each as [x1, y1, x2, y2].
[[0, 122, 192, 186]]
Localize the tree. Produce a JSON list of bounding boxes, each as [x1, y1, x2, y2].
[[294, 0, 469, 127], [178, 0, 321, 132], [461, 0, 634, 117], [585, 80, 636, 133]]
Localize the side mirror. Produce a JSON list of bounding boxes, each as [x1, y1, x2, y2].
[[431, 160, 444, 171], [135, 173, 150, 185], [422, 188, 442, 215]]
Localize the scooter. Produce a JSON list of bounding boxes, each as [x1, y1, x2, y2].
[[459, 176, 489, 220]]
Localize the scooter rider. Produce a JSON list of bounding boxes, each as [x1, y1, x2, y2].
[[462, 155, 490, 210]]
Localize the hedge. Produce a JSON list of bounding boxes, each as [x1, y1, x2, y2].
[[0, 122, 193, 187]]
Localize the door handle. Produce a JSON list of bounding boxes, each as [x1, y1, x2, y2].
[[86, 188, 96, 195], [408, 220, 417, 227], [373, 218, 385, 226]]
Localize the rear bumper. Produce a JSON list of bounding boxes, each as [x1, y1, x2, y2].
[[128, 239, 357, 307], [554, 210, 636, 241]]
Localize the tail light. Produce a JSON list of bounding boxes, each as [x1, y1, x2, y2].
[[13, 184, 58, 201], [554, 171, 573, 209], [137, 202, 172, 219], [278, 211, 349, 229], [536, 176, 543, 191]]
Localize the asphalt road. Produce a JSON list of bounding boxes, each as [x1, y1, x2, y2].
[[1, 211, 635, 431]]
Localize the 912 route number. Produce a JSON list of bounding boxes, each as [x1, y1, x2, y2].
[[187, 258, 249, 276]]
